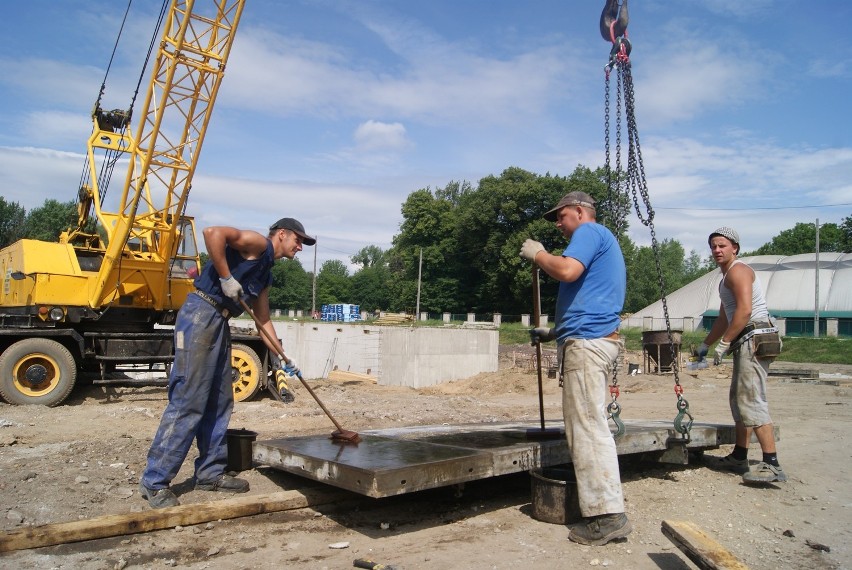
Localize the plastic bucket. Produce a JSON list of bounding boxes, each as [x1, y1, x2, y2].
[[530, 465, 582, 524], [226, 428, 258, 472]]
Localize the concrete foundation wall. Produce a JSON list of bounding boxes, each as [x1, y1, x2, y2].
[[230, 319, 498, 388]]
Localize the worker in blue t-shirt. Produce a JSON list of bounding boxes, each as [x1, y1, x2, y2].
[[520, 191, 630, 546]]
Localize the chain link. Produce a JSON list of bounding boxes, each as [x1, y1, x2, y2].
[[604, 47, 691, 438]]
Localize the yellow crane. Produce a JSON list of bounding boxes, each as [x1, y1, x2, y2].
[[0, 0, 266, 406]]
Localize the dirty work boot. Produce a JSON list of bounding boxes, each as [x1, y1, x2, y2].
[[704, 453, 749, 475], [139, 483, 180, 508], [195, 474, 250, 493], [742, 461, 787, 483], [568, 513, 632, 546]]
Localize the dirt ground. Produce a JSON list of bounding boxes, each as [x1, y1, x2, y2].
[[1, 347, 850, 570]]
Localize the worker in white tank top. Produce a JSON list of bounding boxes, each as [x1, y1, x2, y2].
[[698, 227, 787, 484]]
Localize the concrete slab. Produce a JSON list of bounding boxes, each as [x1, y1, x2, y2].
[[254, 419, 744, 498]]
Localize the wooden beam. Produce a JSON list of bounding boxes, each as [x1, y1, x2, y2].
[[661, 520, 750, 570], [0, 488, 346, 553], [328, 369, 377, 383]]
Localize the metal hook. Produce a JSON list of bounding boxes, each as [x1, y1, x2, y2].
[[600, 0, 629, 42]]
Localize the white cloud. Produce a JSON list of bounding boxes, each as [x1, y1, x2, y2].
[[23, 111, 92, 148], [220, 24, 582, 127], [0, 57, 103, 111], [353, 120, 411, 151]]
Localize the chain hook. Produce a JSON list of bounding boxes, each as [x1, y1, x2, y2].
[[600, 0, 629, 42]]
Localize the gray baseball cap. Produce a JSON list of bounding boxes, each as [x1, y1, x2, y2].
[[543, 191, 596, 222]]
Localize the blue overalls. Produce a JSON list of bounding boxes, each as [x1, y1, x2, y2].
[[141, 241, 274, 489]]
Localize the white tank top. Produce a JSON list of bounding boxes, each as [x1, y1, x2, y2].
[[719, 260, 769, 323]]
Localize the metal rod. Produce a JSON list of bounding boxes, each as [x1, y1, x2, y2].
[[238, 299, 351, 436], [532, 265, 546, 431]]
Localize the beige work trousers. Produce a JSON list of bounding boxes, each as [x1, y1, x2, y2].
[[561, 338, 625, 517]]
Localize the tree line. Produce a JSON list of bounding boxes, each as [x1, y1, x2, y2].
[[3, 167, 851, 316]]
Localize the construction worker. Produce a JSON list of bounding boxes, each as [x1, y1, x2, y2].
[[520, 191, 631, 546], [699, 227, 786, 483], [139, 218, 315, 508]]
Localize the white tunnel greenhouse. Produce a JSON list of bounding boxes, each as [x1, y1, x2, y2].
[[622, 253, 852, 337]]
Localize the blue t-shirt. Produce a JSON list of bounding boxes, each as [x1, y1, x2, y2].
[[553, 223, 625, 341]]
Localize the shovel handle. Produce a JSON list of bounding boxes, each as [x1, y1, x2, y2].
[[237, 299, 347, 433]]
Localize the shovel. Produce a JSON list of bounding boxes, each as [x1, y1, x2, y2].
[[238, 299, 361, 444], [527, 264, 563, 441]]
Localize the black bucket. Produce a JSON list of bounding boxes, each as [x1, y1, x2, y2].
[[530, 465, 582, 524], [226, 428, 258, 472]]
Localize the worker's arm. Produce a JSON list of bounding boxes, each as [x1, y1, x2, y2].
[[703, 305, 729, 346], [202, 226, 267, 280], [534, 250, 586, 283], [251, 287, 285, 359]]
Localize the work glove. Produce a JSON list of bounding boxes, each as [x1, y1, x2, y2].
[[219, 275, 244, 302], [519, 239, 545, 262], [283, 360, 301, 378], [713, 340, 730, 366], [696, 343, 709, 362], [269, 353, 282, 370], [529, 327, 556, 346]]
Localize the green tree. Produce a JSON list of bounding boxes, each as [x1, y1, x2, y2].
[[748, 221, 845, 256], [316, 259, 351, 306], [350, 246, 390, 312], [0, 197, 26, 248], [351, 245, 386, 268], [839, 214, 852, 253], [23, 199, 77, 242], [269, 258, 311, 311], [623, 239, 689, 313]]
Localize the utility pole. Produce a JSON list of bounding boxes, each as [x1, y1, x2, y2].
[[311, 236, 317, 319], [415, 248, 423, 320], [814, 219, 820, 338]]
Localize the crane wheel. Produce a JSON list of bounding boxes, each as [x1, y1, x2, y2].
[[231, 343, 262, 402], [0, 338, 77, 406]]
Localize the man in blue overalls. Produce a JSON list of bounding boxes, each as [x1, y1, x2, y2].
[[140, 218, 315, 508]]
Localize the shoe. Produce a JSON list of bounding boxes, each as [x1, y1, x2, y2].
[[139, 483, 180, 508], [742, 462, 787, 483], [705, 454, 749, 475], [568, 513, 632, 546], [195, 474, 250, 493]]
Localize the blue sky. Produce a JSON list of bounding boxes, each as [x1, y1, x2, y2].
[[1, 1, 850, 272]]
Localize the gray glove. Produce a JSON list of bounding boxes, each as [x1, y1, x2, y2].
[[519, 239, 545, 262], [529, 327, 556, 346], [219, 275, 243, 302], [696, 342, 709, 362]]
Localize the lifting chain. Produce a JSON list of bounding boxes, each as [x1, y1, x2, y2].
[[602, 7, 692, 440]]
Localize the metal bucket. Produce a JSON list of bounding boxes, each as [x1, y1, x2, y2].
[[530, 465, 582, 525], [226, 428, 258, 472]]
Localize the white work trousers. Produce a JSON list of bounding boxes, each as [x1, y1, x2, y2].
[[561, 338, 625, 517]]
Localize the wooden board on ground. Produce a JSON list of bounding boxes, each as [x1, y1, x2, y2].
[[328, 369, 377, 383], [661, 519, 750, 570], [0, 488, 346, 553]]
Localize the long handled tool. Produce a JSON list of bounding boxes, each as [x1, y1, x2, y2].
[[527, 264, 562, 440], [238, 299, 361, 444]]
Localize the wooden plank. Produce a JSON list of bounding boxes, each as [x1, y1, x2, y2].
[[0, 488, 346, 553], [328, 369, 377, 383], [661, 520, 750, 570]]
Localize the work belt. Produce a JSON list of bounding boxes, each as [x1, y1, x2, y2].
[[193, 290, 232, 319], [730, 321, 777, 352]]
